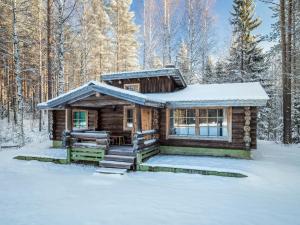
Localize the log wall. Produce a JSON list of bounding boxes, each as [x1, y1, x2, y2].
[[159, 107, 258, 150], [108, 77, 177, 93], [97, 105, 132, 144], [52, 109, 99, 141], [52, 110, 65, 141]]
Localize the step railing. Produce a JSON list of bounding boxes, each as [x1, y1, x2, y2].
[[133, 129, 160, 164], [65, 131, 110, 163]]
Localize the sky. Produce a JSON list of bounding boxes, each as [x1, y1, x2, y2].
[[130, 0, 276, 60]]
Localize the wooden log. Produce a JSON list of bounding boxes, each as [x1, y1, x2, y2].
[[70, 132, 108, 139], [96, 139, 109, 145], [73, 142, 107, 149]]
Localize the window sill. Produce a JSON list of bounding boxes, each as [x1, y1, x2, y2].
[[167, 135, 229, 142]]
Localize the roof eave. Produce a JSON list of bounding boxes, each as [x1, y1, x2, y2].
[[166, 99, 268, 108]]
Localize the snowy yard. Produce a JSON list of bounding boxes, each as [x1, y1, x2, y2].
[[0, 141, 300, 225]]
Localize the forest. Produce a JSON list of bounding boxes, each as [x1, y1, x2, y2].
[[0, 0, 299, 146]]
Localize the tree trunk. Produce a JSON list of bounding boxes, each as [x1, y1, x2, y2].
[[47, 0, 52, 133], [13, 0, 25, 146], [280, 0, 292, 144], [57, 1, 65, 95]]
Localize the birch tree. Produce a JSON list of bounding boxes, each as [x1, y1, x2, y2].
[[12, 0, 24, 146], [53, 0, 76, 95]]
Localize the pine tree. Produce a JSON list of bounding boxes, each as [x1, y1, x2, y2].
[[81, 0, 113, 81], [228, 0, 266, 82], [202, 58, 214, 84], [109, 0, 139, 72], [292, 0, 300, 142], [214, 60, 226, 83]]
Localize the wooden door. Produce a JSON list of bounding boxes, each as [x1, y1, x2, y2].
[[141, 108, 152, 131]]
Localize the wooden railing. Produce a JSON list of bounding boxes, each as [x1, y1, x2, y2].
[[133, 129, 160, 164], [65, 131, 109, 163]]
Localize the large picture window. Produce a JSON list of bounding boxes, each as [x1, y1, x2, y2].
[[169, 108, 228, 139], [73, 110, 88, 129]]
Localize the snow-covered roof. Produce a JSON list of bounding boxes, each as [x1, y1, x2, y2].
[[101, 68, 187, 88], [145, 82, 269, 107], [38, 81, 269, 110], [37, 81, 165, 109]]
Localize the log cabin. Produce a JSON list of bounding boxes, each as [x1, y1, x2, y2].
[[38, 67, 269, 170]]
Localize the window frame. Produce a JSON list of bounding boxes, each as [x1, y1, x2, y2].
[[72, 110, 88, 130], [166, 107, 232, 141], [123, 106, 134, 131], [124, 83, 140, 92]]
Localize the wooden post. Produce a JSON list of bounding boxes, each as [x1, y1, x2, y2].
[[65, 108, 72, 131], [244, 107, 251, 150], [135, 105, 142, 132], [65, 134, 71, 163], [67, 147, 71, 163]]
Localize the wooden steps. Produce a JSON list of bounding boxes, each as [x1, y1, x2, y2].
[[99, 146, 136, 170], [104, 155, 135, 163], [107, 149, 136, 157], [95, 168, 127, 175], [99, 160, 133, 169]]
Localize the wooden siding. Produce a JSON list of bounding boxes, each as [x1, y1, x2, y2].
[[159, 107, 258, 150], [52, 105, 258, 149], [97, 105, 132, 144], [108, 77, 176, 93], [52, 109, 99, 141], [70, 94, 129, 108], [52, 110, 65, 141]]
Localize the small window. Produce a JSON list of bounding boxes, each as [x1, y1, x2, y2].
[[124, 83, 140, 92], [124, 106, 134, 130], [73, 111, 88, 129]]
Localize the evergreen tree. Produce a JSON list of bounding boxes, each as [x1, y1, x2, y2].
[[109, 0, 139, 72], [202, 58, 214, 84], [228, 0, 266, 82], [214, 60, 227, 83], [80, 0, 113, 81]]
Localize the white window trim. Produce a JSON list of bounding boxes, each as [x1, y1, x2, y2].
[[123, 106, 134, 131], [72, 110, 88, 130], [166, 107, 232, 142], [124, 83, 140, 92]]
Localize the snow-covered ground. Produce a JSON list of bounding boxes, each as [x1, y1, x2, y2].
[[0, 118, 49, 146], [0, 141, 300, 225]]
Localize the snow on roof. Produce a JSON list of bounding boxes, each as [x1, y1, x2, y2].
[[38, 81, 269, 110], [145, 82, 269, 107], [37, 81, 165, 109], [101, 68, 187, 88]]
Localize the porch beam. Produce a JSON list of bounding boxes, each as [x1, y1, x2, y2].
[[65, 108, 72, 132], [135, 105, 142, 132]]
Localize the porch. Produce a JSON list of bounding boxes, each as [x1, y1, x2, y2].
[[64, 128, 160, 171]]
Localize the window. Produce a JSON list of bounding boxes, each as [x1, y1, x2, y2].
[[169, 109, 196, 136], [199, 109, 227, 137], [124, 106, 134, 130], [169, 108, 228, 139], [73, 110, 88, 129], [124, 83, 140, 92]]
